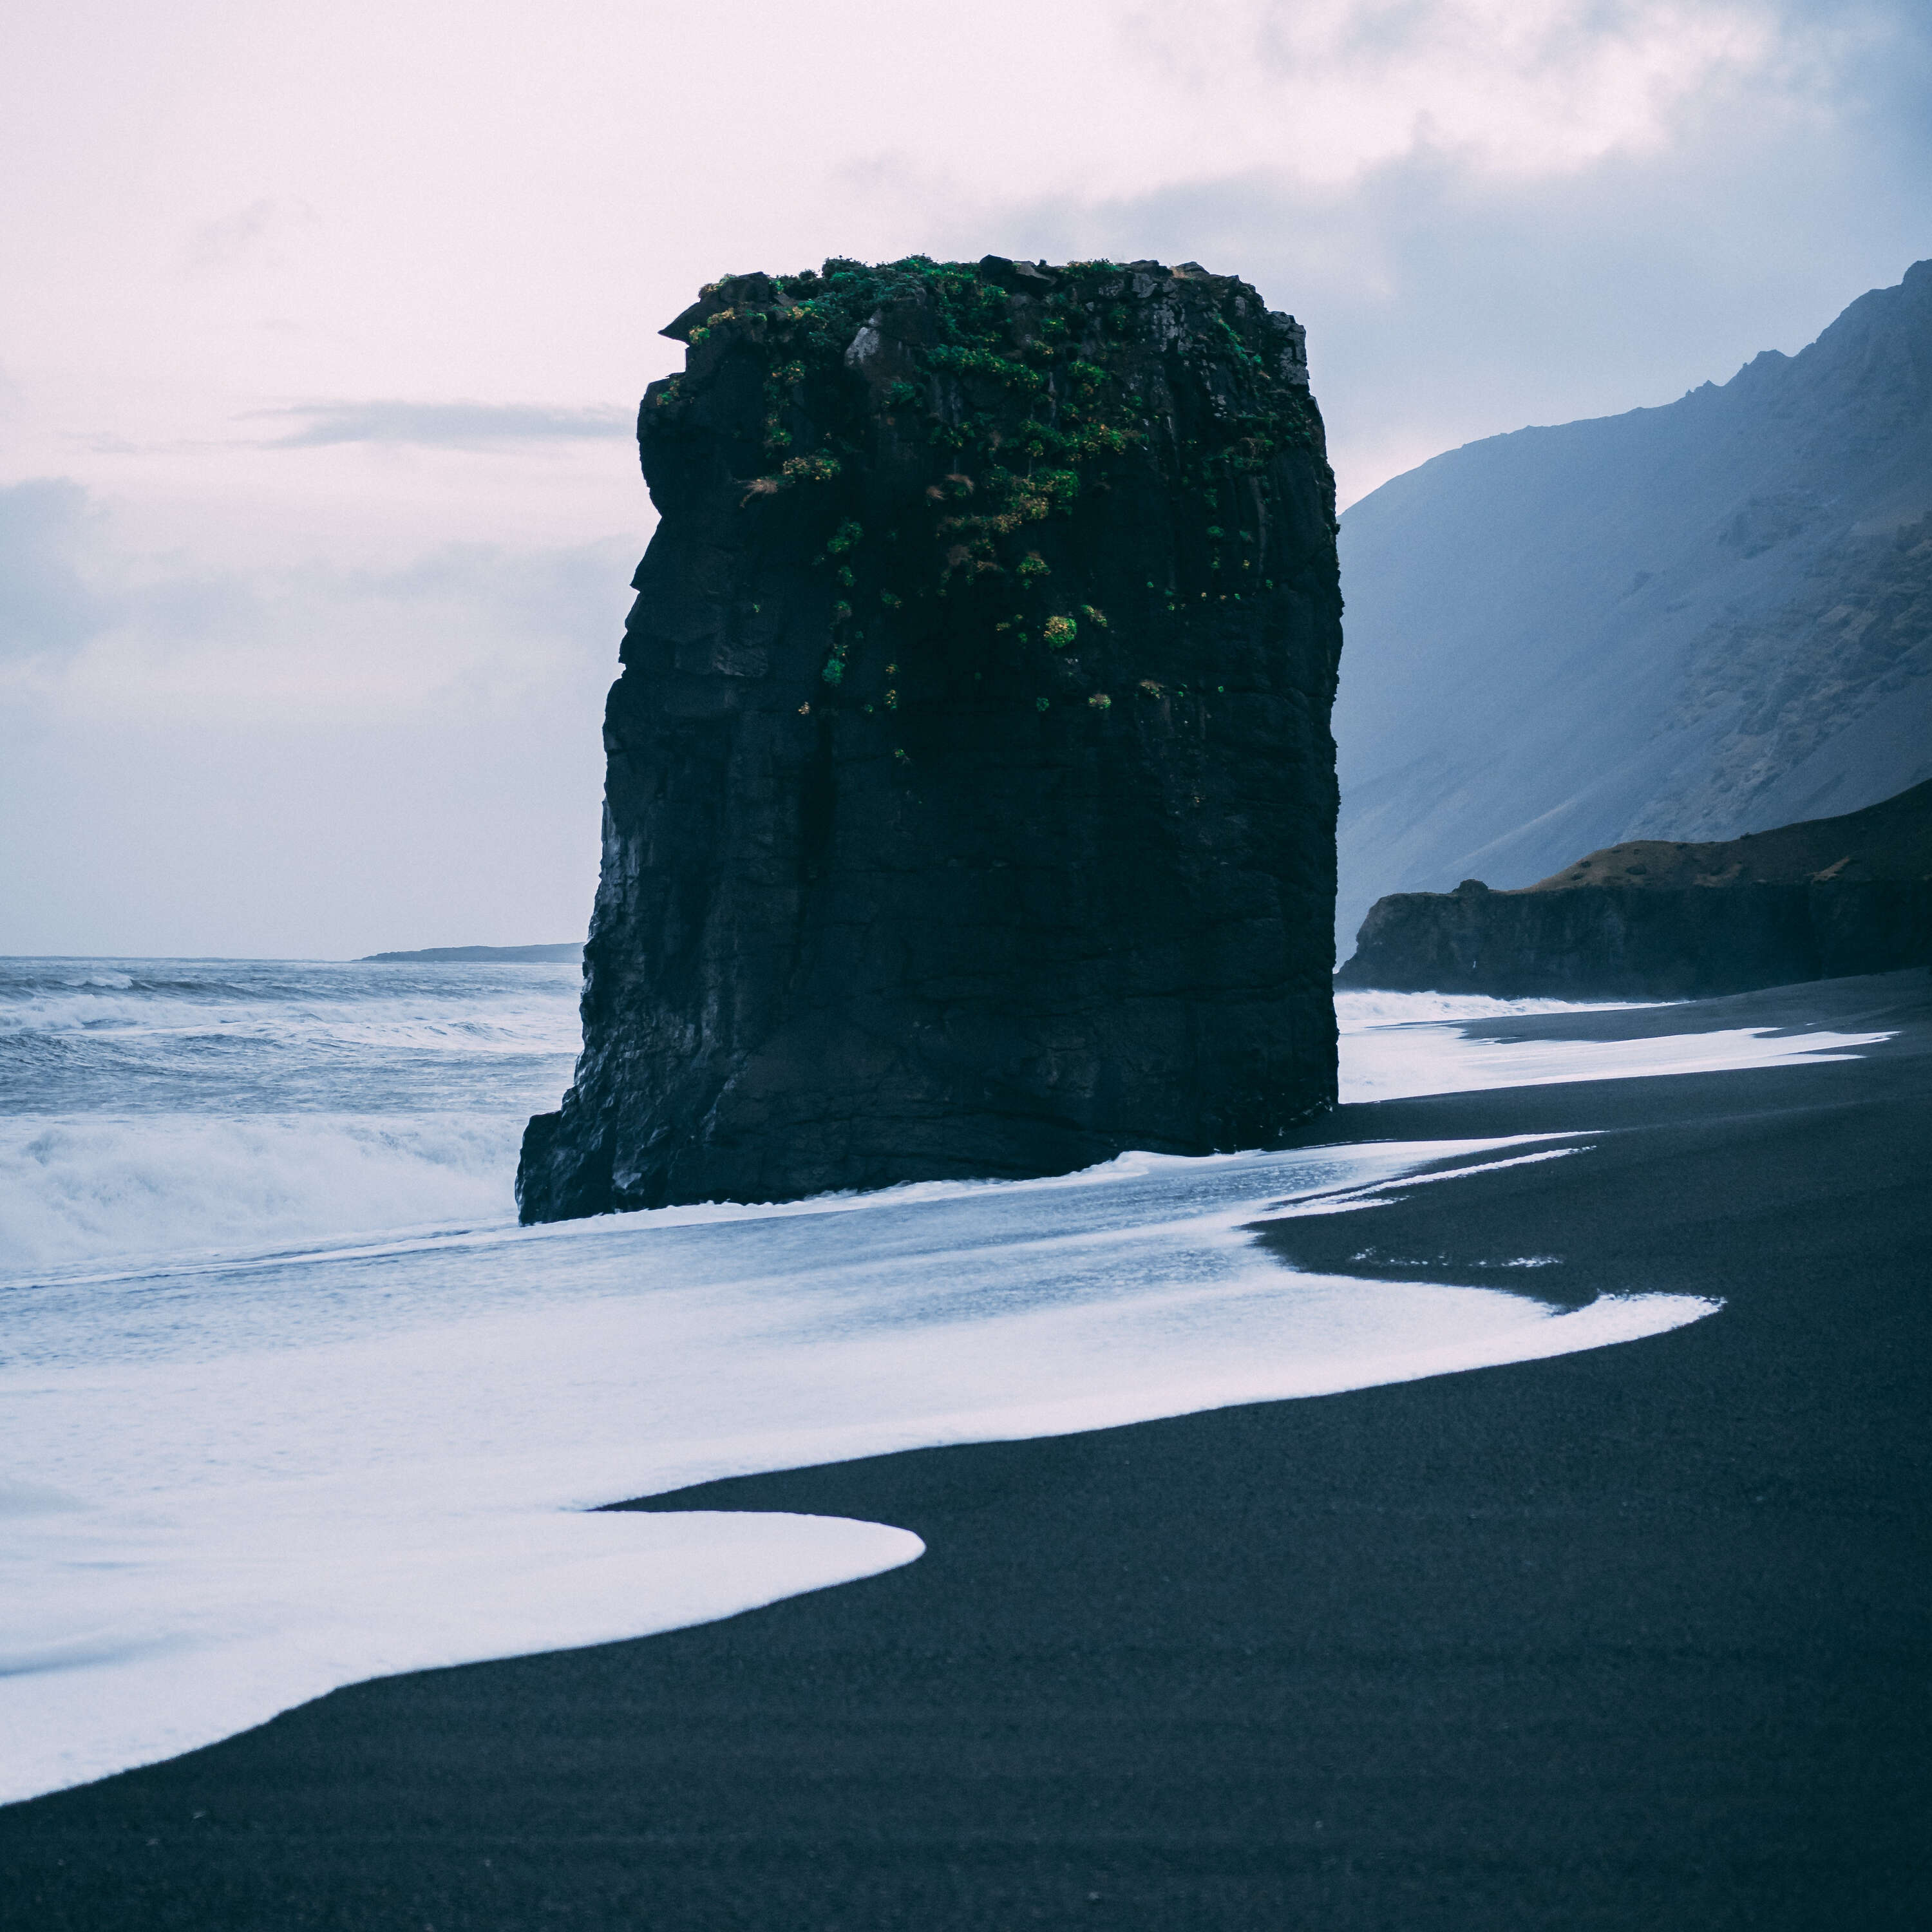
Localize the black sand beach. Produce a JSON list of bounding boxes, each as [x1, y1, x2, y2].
[[5, 972, 1927, 1929]]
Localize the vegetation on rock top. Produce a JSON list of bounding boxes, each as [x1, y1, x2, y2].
[[641, 254, 1330, 743]]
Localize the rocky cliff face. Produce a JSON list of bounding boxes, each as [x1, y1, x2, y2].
[[1336, 780, 1932, 998], [518, 256, 1343, 1220], [1334, 259, 1932, 945]]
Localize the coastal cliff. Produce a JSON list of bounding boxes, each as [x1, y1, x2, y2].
[[518, 255, 1343, 1219], [1336, 779, 1932, 997]]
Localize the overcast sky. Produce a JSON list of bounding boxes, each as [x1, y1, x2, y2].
[[3, 0, 1928, 956]]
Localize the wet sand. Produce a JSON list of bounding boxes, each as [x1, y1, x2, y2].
[[3, 971, 1927, 1929]]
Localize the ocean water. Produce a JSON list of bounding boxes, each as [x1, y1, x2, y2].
[[0, 960, 1884, 1803], [1, 957, 582, 1277]]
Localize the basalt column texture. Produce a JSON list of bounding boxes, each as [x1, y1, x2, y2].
[[517, 256, 1343, 1220]]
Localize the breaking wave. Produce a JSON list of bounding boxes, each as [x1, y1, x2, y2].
[[0, 956, 580, 1280], [0, 1112, 524, 1278]]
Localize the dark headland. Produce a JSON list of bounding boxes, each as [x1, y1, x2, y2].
[[516, 255, 1344, 1221], [355, 943, 584, 964], [6, 970, 1927, 1928], [1339, 777, 1932, 996]]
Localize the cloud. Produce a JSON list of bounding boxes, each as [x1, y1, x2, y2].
[[253, 401, 636, 450], [1110, 0, 1791, 185], [182, 198, 319, 275], [862, 0, 1932, 504], [0, 475, 637, 723], [0, 480, 113, 661], [0, 478, 636, 955]]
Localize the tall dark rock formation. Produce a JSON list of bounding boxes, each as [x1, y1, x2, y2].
[[1336, 779, 1932, 998], [518, 256, 1343, 1220], [1334, 259, 1932, 945]]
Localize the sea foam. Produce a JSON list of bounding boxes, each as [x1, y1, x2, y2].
[[0, 957, 1889, 1806], [3, 1135, 1716, 1805], [1, 963, 1882, 1281], [1333, 990, 1889, 1102], [0, 957, 577, 1278], [0, 1112, 524, 1276]]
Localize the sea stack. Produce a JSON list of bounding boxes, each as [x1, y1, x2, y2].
[[518, 256, 1343, 1220]]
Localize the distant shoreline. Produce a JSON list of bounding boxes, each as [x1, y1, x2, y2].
[[355, 943, 583, 964]]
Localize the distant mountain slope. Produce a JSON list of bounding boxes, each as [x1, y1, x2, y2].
[[1333, 260, 1932, 945]]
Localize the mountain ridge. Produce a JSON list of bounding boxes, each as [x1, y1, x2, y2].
[[1333, 258, 1932, 943]]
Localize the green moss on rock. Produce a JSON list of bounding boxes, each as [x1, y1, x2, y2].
[[641, 253, 1325, 735]]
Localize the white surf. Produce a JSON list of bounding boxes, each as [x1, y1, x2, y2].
[[1, 958, 1877, 1803]]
